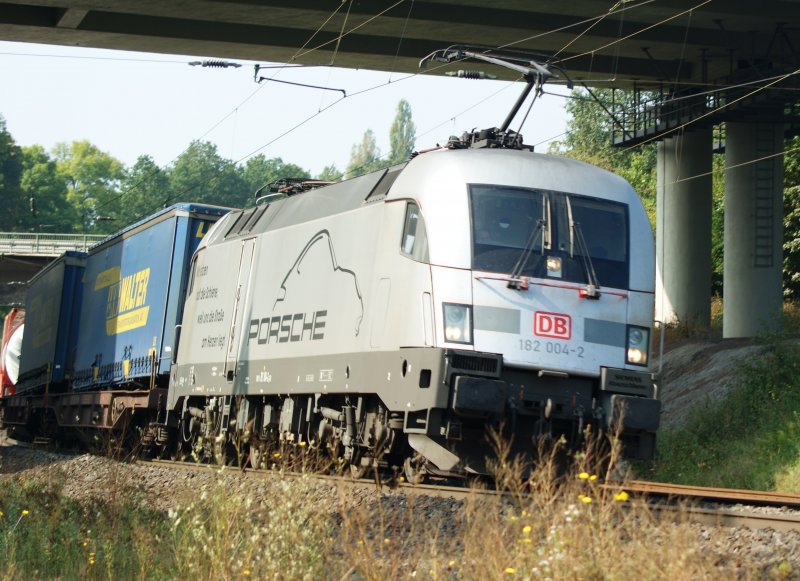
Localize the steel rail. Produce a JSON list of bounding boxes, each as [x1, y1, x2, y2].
[[624, 480, 800, 509]]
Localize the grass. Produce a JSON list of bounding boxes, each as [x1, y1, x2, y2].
[[0, 479, 175, 579], [3, 434, 795, 580], [650, 336, 800, 492]]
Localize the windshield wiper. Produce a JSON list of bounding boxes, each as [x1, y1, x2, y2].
[[566, 196, 601, 298], [507, 219, 544, 290]]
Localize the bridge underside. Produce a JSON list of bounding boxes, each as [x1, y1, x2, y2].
[[1, 1, 799, 90], [0, 255, 51, 307]]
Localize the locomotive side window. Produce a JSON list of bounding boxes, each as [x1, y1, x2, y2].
[[401, 202, 430, 263], [470, 185, 630, 289]]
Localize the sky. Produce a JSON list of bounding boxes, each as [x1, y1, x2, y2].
[[0, 40, 570, 177]]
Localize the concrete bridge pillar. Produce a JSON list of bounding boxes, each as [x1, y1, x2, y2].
[[655, 128, 713, 327], [723, 122, 784, 338]]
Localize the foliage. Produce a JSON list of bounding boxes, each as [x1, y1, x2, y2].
[[0, 99, 414, 232], [346, 99, 416, 179], [345, 128, 384, 178], [168, 140, 248, 210], [241, 154, 310, 203], [388, 99, 416, 165], [784, 186, 800, 299], [651, 338, 800, 491], [3, 441, 772, 579], [52, 140, 125, 233], [169, 474, 327, 579], [0, 480, 174, 579], [0, 115, 25, 231], [19, 145, 81, 232], [317, 164, 343, 182]]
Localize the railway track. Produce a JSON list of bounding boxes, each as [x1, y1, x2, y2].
[[5, 436, 799, 532], [141, 457, 800, 532], [621, 480, 800, 533]]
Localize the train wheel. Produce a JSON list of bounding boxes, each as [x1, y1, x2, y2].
[[403, 454, 427, 485]]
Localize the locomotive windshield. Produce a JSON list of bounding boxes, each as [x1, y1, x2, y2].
[[470, 185, 629, 289]]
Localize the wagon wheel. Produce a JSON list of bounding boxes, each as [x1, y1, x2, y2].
[[403, 454, 427, 485]]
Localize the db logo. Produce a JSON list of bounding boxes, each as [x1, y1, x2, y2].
[[534, 311, 571, 340]]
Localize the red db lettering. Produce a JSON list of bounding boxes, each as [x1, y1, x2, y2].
[[534, 311, 571, 340]]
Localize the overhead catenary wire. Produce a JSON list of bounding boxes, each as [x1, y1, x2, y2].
[[20, 0, 772, 223], [116, 0, 704, 218], [553, 0, 712, 69]]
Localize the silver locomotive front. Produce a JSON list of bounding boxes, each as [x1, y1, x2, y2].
[[388, 148, 660, 474]]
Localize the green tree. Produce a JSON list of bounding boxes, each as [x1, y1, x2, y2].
[[52, 140, 124, 233], [783, 186, 800, 299], [784, 135, 800, 188], [317, 164, 343, 182], [0, 115, 24, 230], [241, 155, 310, 203], [168, 140, 248, 209], [20, 144, 80, 232], [388, 99, 416, 165], [345, 129, 383, 178], [117, 155, 172, 222]]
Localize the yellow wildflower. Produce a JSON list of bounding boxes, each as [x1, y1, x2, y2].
[[581, 496, 592, 504], [578, 472, 589, 480], [614, 491, 630, 502], [21, 509, 29, 516], [589, 474, 598, 481], [299, 441, 307, 447], [505, 567, 516, 574], [272, 452, 281, 458], [448, 560, 456, 568], [522, 525, 532, 534]]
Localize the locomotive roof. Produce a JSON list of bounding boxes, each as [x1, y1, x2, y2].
[[207, 148, 641, 246]]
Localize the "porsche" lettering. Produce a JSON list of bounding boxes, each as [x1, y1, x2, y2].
[[248, 310, 327, 344]]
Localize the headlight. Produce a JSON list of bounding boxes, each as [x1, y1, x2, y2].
[[626, 325, 649, 366], [546, 256, 562, 278], [443, 303, 472, 344]]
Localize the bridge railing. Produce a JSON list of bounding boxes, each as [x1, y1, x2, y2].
[[0, 232, 106, 256]]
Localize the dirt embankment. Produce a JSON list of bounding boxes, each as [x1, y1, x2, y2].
[[657, 338, 764, 431]]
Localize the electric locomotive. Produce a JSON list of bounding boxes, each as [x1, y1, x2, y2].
[[167, 139, 659, 479]]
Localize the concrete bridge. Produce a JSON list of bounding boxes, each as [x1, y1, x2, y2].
[[0, 233, 104, 306]]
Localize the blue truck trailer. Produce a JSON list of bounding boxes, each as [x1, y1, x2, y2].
[[73, 204, 230, 390], [15, 251, 86, 395]]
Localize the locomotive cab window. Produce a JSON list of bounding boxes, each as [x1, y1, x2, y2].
[[400, 202, 430, 263], [470, 185, 629, 289]]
